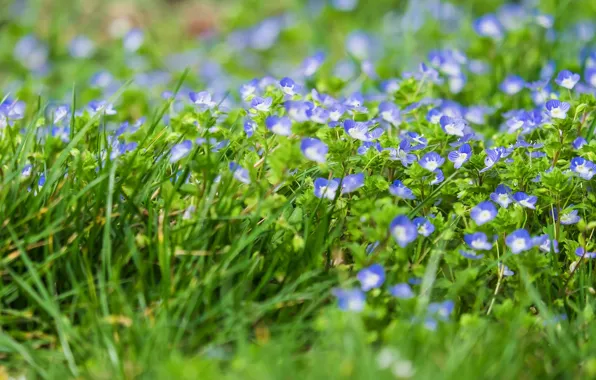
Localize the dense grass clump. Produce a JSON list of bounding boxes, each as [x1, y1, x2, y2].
[[4, 0, 596, 378]]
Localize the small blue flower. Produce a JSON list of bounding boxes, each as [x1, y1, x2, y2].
[[378, 101, 401, 126], [244, 118, 256, 137], [357, 141, 382, 155], [357, 264, 385, 291], [250, 96, 273, 112], [413, 217, 434, 237], [560, 208, 580, 225], [310, 107, 330, 124], [498, 263, 515, 276], [570, 157, 596, 180], [505, 229, 532, 254], [490, 184, 513, 208], [427, 108, 443, 124], [228, 162, 251, 184], [428, 300, 454, 321], [279, 77, 297, 96], [343, 120, 383, 141], [69, 35, 95, 59], [500, 75, 525, 95], [300, 138, 328, 163], [88, 100, 116, 116], [302, 51, 326, 77], [555, 70, 580, 89], [314, 178, 340, 200], [21, 164, 32, 178], [386, 141, 417, 167], [265, 116, 292, 136], [189, 91, 217, 109], [389, 180, 416, 200], [464, 232, 493, 250], [429, 169, 444, 185], [447, 143, 472, 169], [341, 173, 365, 194], [332, 288, 365, 312], [389, 215, 418, 248], [328, 103, 346, 121], [470, 201, 497, 225], [52, 105, 70, 124], [532, 235, 559, 253], [170, 140, 193, 163], [38, 173, 46, 188], [513, 192, 537, 209], [586, 68, 596, 88], [573, 137, 587, 150], [479, 148, 501, 173], [473, 14, 505, 39], [545, 99, 570, 119], [286, 100, 314, 122], [459, 250, 484, 260], [419, 152, 445, 172], [439, 116, 467, 137], [331, 0, 358, 11], [123, 28, 144, 52], [403, 132, 428, 151], [575, 247, 596, 259], [389, 283, 415, 299], [240, 79, 259, 100]]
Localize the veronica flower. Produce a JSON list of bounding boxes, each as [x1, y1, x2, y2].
[[170, 140, 193, 163], [532, 235, 559, 253], [413, 217, 434, 237], [189, 91, 217, 109], [286, 100, 313, 122], [250, 96, 273, 112], [545, 99, 570, 119], [240, 79, 259, 100], [429, 169, 444, 185], [506, 229, 532, 254], [300, 138, 328, 163], [21, 164, 32, 178], [586, 68, 596, 88], [403, 132, 427, 151], [447, 143, 472, 169], [332, 288, 365, 312], [555, 70, 580, 89], [244, 118, 256, 137], [575, 247, 596, 259], [573, 137, 587, 150], [123, 28, 144, 52], [357, 141, 382, 155], [378, 101, 401, 126], [52, 105, 69, 124], [38, 173, 46, 188], [500, 75, 525, 95], [498, 263, 515, 276], [380, 79, 401, 94], [69, 35, 95, 59], [341, 173, 365, 194], [479, 148, 502, 173], [357, 264, 385, 291], [470, 201, 497, 225], [459, 250, 484, 260], [328, 103, 345, 122], [343, 120, 383, 141], [344, 92, 367, 113], [513, 192, 537, 209], [389, 180, 416, 199], [265, 116, 292, 136], [310, 107, 329, 124], [389, 215, 418, 248], [464, 232, 493, 250], [51, 126, 70, 143], [302, 51, 326, 77], [279, 77, 297, 96], [570, 157, 596, 180], [474, 13, 505, 40], [389, 283, 415, 299], [560, 208, 580, 225], [419, 152, 445, 172], [489, 184, 513, 208], [314, 178, 340, 200], [439, 116, 466, 137], [428, 300, 454, 321], [427, 108, 443, 124], [88, 100, 116, 116]]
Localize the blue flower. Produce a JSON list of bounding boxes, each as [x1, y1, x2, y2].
[[279, 77, 297, 96], [555, 70, 580, 89], [310, 107, 330, 124], [559, 208, 580, 225], [357, 141, 382, 155], [459, 250, 484, 260], [403, 132, 428, 150], [250, 96, 273, 112], [302, 51, 326, 77], [427, 108, 443, 124], [429, 169, 444, 185], [244, 118, 256, 137], [586, 68, 596, 88], [378, 101, 401, 126], [512, 192, 537, 209], [532, 235, 559, 253], [490, 184, 513, 208], [341, 173, 365, 194], [545, 99, 570, 119], [88, 100, 116, 116], [331, 0, 358, 11], [389, 215, 418, 248], [448, 143, 472, 169], [332, 288, 365, 312], [464, 232, 493, 250], [286, 100, 314, 122], [570, 157, 596, 180], [439, 116, 467, 137], [240, 79, 259, 100], [498, 263, 515, 276], [428, 300, 454, 321], [575, 247, 596, 259], [123, 28, 144, 52], [38, 173, 46, 188], [380, 79, 401, 94], [328, 103, 346, 122], [573, 137, 587, 150], [413, 217, 434, 237], [21, 164, 32, 178], [189, 91, 217, 109], [314, 178, 340, 200], [51, 105, 70, 124], [479, 148, 502, 173], [343, 120, 383, 141], [389, 180, 416, 200], [386, 141, 418, 167], [500, 75, 525, 95], [170, 140, 193, 163], [300, 138, 328, 163], [470, 201, 497, 225], [419, 152, 445, 172], [357, 264, 385, 291], [69, 35, 95, 59], [265, 116, 292, 136], [505, 229, 532, 254], [389, 283, 415, 299]]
